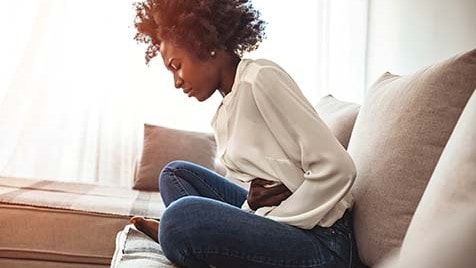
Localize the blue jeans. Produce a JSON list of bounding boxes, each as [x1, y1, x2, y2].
[[158, 160, 358, 268]]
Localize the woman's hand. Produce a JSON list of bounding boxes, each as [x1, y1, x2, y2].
[[247, 178, 292, 211]]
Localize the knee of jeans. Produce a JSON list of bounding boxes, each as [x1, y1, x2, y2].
[[160, 196, 207, 232], [159, 160, 189, 190], [162, 160, 193, 174], [160, 197, 219, 235], [159, 197, 210, 256]]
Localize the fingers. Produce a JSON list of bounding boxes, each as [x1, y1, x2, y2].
[[252, 178, 283, 188], [252, 178, 274, 186], [263, 183, 290, 195], [277, 188, 293, 200], [265, 192, 292, 206], [248, 178, 293, 210], [251, 178, 291, 195]]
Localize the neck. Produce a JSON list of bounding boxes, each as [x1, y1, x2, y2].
[[217, 53, 240, 97]]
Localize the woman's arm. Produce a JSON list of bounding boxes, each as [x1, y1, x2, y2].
[[251, 66, 356, 229]]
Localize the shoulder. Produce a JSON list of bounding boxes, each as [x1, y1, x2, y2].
[[240, 58, 291, 84]]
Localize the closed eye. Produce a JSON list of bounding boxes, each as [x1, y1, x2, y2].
[[169, 62, 180, 71]]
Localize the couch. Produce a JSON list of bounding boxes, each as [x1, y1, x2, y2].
[[1, 48, 474, 268], [0, 177, 166, 267], [112, 48, 476, 267]]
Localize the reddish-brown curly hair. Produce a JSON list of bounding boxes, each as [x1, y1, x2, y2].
[[133, 0, 266, 64]]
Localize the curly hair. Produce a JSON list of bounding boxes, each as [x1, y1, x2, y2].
[[133, 0, 267, 64]]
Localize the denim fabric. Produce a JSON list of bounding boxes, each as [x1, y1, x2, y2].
[[158, 160, 358, 268]]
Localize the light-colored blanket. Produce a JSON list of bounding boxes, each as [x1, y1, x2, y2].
[[0, 177, 164, 218]]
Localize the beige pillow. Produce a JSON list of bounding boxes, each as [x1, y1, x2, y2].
[[377, 208, 476, 268], [347, 48, 476, 266], [133, 124, 217, 191], [315, 94, 360, 149], [384, 90, 476, 267]]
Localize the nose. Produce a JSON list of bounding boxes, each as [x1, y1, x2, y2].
[[173, 73, 184, 89], [174, 80, 182, 89]]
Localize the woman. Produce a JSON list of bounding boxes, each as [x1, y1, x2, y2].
[[130, 0, 358, 267]]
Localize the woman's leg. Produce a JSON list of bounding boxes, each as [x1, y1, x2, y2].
[[132, 160, 248, 242], [159, 196, 356, 268], [159, 160, 248, 208]]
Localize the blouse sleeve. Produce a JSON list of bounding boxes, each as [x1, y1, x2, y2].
[[251, 66, 356, 229]]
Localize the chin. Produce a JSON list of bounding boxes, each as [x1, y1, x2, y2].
[[192, 95, 204, 102], [195, 93, 212, 102], [196, 96, 208, 102]]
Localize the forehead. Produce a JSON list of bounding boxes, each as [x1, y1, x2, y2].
[[158, 39, 200, 66], [158, 40, 173, 64], [159, 40, 185, 63]]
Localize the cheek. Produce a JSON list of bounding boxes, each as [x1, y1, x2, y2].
[[185, 67, 216, 90]]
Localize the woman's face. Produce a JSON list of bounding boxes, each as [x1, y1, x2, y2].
[[158, 40, 221, 102]]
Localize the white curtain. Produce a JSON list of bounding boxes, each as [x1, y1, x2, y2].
[[250, 0, 368, 104], [0, 0, 144, 186], [0, 0, 368, 186], [317, 0, 368, 103]]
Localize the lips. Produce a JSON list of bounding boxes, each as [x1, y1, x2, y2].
[[183, 88, 193, 97]]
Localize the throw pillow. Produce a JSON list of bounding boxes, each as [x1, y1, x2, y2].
[[315, 94, 360, 149], [347, 48, 476, 266], [133, 124, 217, 191], [378, 208, 476, 268], [392, 90, 476, 266]]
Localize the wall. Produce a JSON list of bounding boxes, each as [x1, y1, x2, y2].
[[366, 0, 476, 88]]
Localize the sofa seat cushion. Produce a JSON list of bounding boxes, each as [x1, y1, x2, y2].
[[347, 48, 476, 266], [0, 177, 164, 266]]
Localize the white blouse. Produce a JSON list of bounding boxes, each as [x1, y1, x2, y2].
[[211, 59, 356, 229]]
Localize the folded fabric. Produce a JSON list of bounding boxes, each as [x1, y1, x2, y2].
[[111, 224, 177, 268]]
